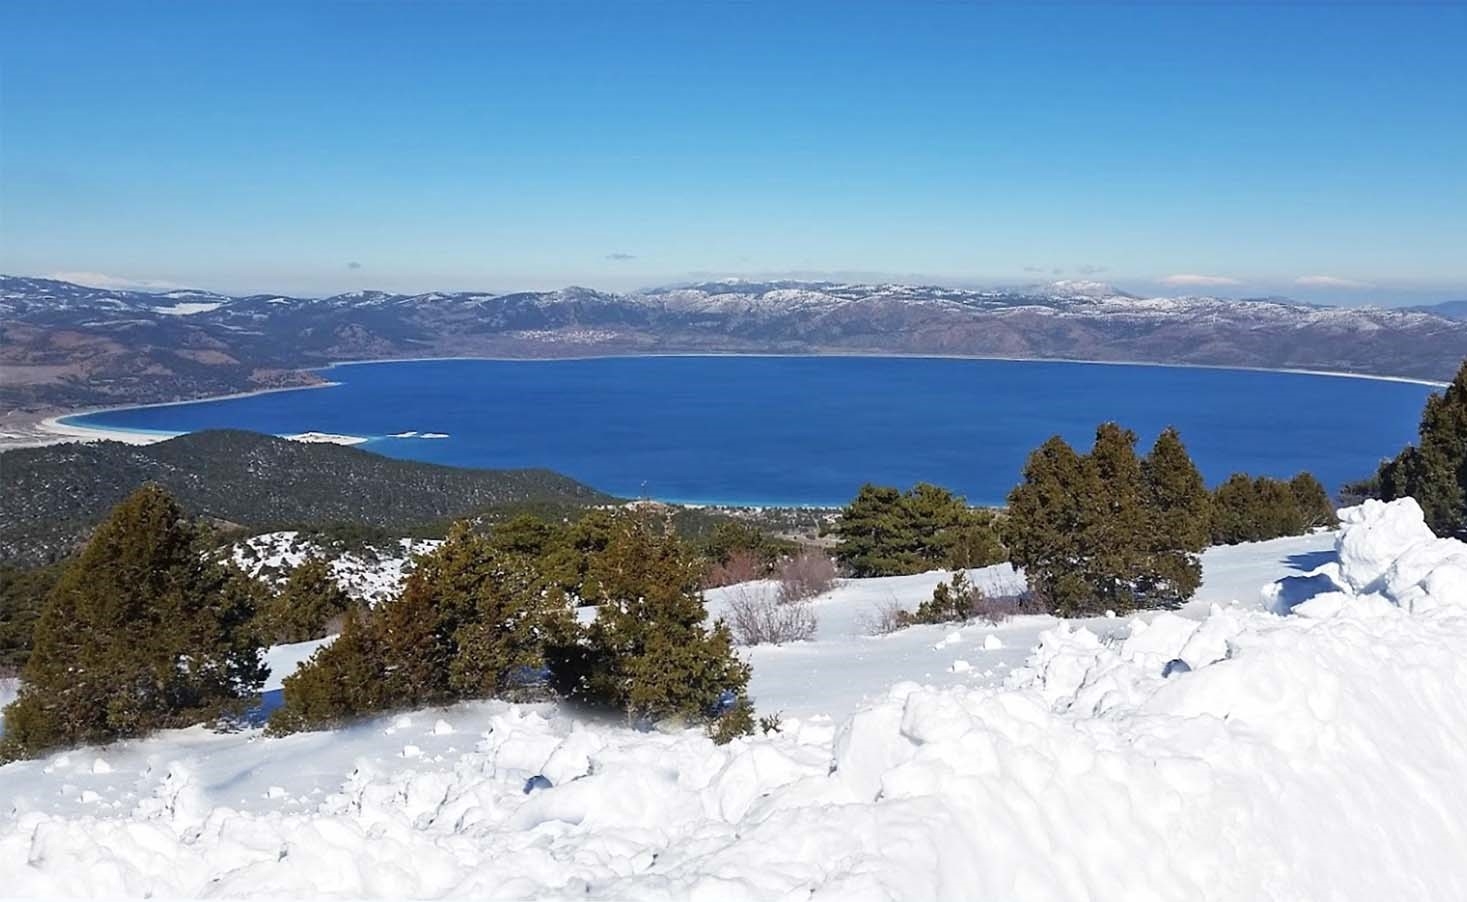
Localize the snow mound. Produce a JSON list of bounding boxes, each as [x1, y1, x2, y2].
[[1264, 497, 1467, 614], [2, 500, 1465, 899]]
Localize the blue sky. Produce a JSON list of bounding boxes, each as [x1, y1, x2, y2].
[[2, 1, 1463, 303]]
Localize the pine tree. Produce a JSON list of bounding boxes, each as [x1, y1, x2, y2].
[[0, 562, 60, 673], [268, 522, 577, 733], [1288, 472, 1338, 529], [538, 510, 618, 599], [1411, 362, 1467, 536], [1376, 360, 1467, 537], [902, 483, 967, 565], [1377, 446, 1420, 506], [266, 608, 386, 734], [1006, 435, 1100, 616], [263, 556, 354, 644], [942, 509, 1007, 570], [833, 484, 920, 577], [1253, 477, 1306, 539], [1084, 423, 1150, 612], [568, 517, 752, 738], [833, 483, 1004, 577], [1210, 473, 1260, 544], [447, 549, 577, 701], [2, 485, 267, 761], [1141, 427, 1211, 602], [899, 571, 984, 625]]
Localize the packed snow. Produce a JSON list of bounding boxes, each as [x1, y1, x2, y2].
[[3, 500, 1466, 899]]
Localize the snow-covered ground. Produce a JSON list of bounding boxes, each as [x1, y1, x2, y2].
[[709, 530, 1335, 720], [4, 502, 1466, 899]]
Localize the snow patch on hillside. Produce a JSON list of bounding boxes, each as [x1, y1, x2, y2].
[[231, 532, 441, 604], [150, 301, 223, 316]]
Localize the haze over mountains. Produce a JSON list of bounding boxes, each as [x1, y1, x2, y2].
[[3, 274, 1465, 411]]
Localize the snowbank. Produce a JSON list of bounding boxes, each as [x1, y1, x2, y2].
[[1263, 497, 1467, 615], [2, 500, 1465, 899]]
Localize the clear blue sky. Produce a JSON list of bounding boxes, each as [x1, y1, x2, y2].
[[2, 1, 1463, 303]]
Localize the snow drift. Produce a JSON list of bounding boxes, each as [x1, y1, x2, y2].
[[2, 499, 1466, 899]]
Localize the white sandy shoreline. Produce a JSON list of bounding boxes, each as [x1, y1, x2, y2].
[[31, 415, 369, 449], [7, 352, 1446, 451], [6, 381, 347, 450]]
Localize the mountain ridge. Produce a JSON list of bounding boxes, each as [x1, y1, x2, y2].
[[4, 274, 1464, 411]]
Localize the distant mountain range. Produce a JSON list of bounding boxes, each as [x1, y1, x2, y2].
[[1417, 299, 1467, 321], [3, 274, 1465, 411], [0, 430, 611, 564]]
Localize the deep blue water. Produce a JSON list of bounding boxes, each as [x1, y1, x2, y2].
[[68, 357, 1435, 506]]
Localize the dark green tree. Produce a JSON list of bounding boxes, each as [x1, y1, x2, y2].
[[0, 562, 62, 673], [2, 485, 267, 761], [537, 510, 618, 599], [1005, 435, 1099, 616], [268, 522, 576, 733], [1288, 472, 1338, 529], [903, 483, 968, 565], [1210, 471, 1336, 545], [1210, 473, 1261, 544], [1376, 360, 1467, 536], [833, 483, 1004, 577], [566, 517, 752, 738], [1084, 423, 1151, 612], [1252, 477, 1307, 540], [265, 609, 387, 734], [1141, 427, 1211, 602], [1009, 426, 1216, 616], [263, 556, 354, 644], [898, 571, 985, 626], [447, 550, 577, 701], [942, 509, 1008, 570], [700, 521, 782, 569], [488, 514, 561, 558], [832, 484, 920, 577]]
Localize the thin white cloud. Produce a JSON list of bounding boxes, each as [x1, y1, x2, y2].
[[47, 271, 189, 292], [1160, 274, 1243, 287], [1294, 275, 1374, 289]]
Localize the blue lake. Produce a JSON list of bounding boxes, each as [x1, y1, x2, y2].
[[68, 356, 1435, 506]]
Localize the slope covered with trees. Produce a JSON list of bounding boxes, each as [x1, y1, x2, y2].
[[0, 430, 613, 565], [270, 515, 754, 742]]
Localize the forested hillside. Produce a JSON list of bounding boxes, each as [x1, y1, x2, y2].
[[0, 430, 612, 564]]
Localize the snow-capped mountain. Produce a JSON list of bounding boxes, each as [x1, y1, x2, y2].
[[3, 274, 1464, 411]]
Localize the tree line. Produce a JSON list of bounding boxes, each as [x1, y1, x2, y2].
[[833, 425, 1337, 617], [1, 486, 755, 762]]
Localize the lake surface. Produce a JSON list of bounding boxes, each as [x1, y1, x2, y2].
[[69, 357, 1435, 506]]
